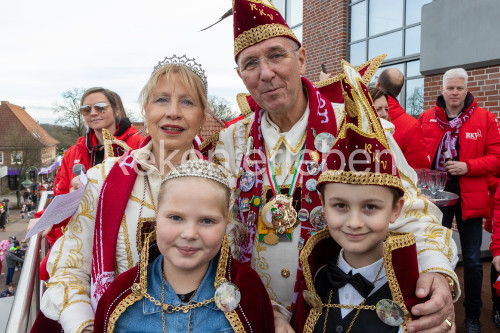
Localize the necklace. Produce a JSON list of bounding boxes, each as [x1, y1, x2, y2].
[[136, 268, 213, 333], [321, 257, 385, 333]]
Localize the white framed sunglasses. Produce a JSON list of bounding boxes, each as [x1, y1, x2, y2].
[[80, 102, 109, 116]]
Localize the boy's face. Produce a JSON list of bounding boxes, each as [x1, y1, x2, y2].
[[321, 183, 403, 268], [156, 178, 227, 277]]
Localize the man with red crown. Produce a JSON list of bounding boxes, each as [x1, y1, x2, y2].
[[204, 1, 459, 332]]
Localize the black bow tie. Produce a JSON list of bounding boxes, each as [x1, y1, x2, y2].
[[326, 262, 375, 298]]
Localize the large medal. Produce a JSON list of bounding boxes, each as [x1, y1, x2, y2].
[[375, 299, 405, 327], [215, 282, 241, 312], [270, 194, 298, 234]]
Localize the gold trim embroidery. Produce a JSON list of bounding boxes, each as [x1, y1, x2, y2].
[[234, 23, 298, 57], [136, 217, 156, 256], [265, 131, 307, 157], [236, 93, 253, 117], [107, 233, 152, 332], [102, 128, 133, 158], [77, 319, 94, 333], [200, 131, 220, 152], [318, 170, 404, 193], [121, 215, 134, 269], [129, 195, 156, 210], [314, 54, 387, 88]]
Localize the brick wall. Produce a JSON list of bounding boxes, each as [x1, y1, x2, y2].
[[302, 0, 347, 81], [423, 65, 500, 117]]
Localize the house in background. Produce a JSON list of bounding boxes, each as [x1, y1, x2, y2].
[[0, 101, 60, 190]]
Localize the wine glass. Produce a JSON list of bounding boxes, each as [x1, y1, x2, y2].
[[416, 169, 424, 189], [437, 171, 447, 194], [427, 171, 438, 198]]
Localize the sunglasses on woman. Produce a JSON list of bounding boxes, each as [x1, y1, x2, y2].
[[80, 102, 109, 116]]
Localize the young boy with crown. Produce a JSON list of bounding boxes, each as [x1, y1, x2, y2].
[[291, 62, 428, 333]]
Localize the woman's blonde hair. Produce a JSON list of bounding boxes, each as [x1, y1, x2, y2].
[[139, 64, 209, 115]]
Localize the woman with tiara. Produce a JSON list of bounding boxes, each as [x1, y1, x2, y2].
[[36, 55, 211, 333]]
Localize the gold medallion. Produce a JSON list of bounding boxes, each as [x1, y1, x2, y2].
[[270, 194, 298, 233], [263, 233, 279, 245]]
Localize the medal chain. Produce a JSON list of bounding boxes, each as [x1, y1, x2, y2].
[[322, 258, 384, 333], [264, 143, 305, 198]]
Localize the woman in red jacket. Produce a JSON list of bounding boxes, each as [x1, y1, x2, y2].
[[36, 87, 144, 280]]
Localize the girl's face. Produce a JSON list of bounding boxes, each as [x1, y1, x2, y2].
[[156, 177, 227, 277], [81, 92, 117, 133]]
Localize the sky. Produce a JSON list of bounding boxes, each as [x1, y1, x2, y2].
[[0, 0, 246, 124]]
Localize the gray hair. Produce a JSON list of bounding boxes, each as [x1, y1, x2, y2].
[[443, 68, 468, 88]]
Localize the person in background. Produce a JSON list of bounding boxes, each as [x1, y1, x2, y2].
[[0, 206, 7, 232], [27, 87, 144, 281], [0, 282, 16, 297], [419, 67, 500, 333], [367, 87, 390, 121], [5, 247, 23, 285], [375, 68, 431, 169]]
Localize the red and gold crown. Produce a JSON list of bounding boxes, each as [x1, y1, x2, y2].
[[232, 0, 301, 60], [317, 61, 404, 195]]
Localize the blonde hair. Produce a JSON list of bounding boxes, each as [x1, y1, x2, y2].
[[158, 176, 233, 223], [139, 65, 209, 115]]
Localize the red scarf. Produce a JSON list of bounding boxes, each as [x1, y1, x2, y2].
[[434, 101, 475, 171], [90, 136, 202, 309], [234, 77, 337, 309]]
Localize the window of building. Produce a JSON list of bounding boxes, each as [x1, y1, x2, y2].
[[0, 152, 3, 165], [273, 0, 303, 42], [11, 151, 23, 164], [348, 0, 432, 115]]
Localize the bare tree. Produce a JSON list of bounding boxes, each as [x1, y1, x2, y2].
[[2, 128, 41, 207], [406, 87, 424, 118], [208, 95, 238, 122], [54, 88, 86, 142]]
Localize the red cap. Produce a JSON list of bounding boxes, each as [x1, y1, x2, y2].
[[233, 0, 301, 60], [317, 61, 404, 195]]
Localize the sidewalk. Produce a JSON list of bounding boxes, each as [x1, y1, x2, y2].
[[0, 192, 32, 288]]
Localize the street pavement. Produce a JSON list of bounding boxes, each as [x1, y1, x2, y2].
[[1, 191, 35, 288]]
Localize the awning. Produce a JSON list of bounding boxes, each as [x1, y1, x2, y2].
[[39, 161, 60, 175], [7, 160, 60, 176]]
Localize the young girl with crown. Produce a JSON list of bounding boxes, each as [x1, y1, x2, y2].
[[94, 160, 274, 332]]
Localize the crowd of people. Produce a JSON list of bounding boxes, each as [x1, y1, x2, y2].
[[7, 1, 497, 333]]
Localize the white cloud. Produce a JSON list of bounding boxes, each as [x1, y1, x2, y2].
[[0, 0, 246, 124]]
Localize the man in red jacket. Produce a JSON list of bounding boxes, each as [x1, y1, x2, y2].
[[419, 67, 500, 333], [376, 68, 431, 169]]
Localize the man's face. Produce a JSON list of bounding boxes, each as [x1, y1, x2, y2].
[[236, 37, 306, 115], [441, 77, 467, 110]]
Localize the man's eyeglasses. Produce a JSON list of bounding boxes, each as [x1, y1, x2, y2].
[[237, 48, 299, 73], [80, 102, 109, 116]]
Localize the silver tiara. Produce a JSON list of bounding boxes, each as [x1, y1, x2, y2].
[[162, 160, 229, 188], [153, 54, 208, 92]]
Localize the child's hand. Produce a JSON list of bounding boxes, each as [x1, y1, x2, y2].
[[493, 256, 500, 272]]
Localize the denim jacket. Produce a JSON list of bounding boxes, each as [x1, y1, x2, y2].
[[114, 255, 234, 333]]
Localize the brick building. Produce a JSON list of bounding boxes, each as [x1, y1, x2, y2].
[[274, 0, 500, 118], [0, 101, 60, 190]]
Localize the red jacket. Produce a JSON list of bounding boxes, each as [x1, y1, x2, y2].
[[489, 178, 500, 256], [419, 93, 500, 220], [388, 95, 431, 169], [54, 119, 143, 197], [38, 119, 143, 280]]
